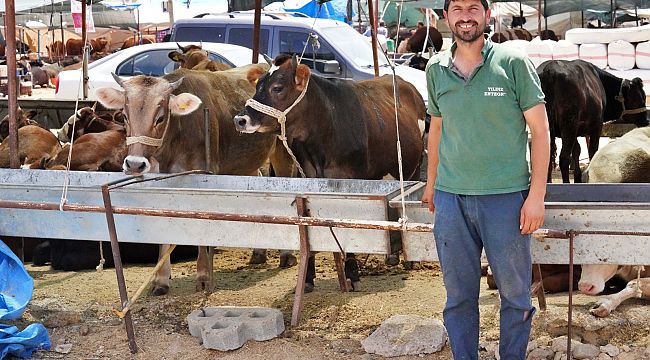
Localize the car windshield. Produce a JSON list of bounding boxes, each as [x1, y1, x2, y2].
[[319, 25, 389, 68]]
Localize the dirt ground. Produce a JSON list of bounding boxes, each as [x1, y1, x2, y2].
[[5, 249, 649, 360]]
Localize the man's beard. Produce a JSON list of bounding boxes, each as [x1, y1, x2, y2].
[[451, 21, 485, 43]]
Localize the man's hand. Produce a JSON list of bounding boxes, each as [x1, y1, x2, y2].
[[520, 196, 544, 234], [421, 184, 435, 213]]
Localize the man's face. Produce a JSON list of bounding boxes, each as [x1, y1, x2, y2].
[[444, 0, 490, 44]]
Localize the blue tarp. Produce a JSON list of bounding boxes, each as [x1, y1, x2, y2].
[[284, 0, 356, 23], [0, 240, 50, 359]]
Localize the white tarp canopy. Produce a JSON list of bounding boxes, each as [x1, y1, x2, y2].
[[102, 0, 228, 28], [1, 0, 68, 13]]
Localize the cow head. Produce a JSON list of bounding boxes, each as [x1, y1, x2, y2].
[[95, 74, 202, 175], [234, 54, 310, 134], [618, 78, 648, 127], [0, 108, 38, 141], [578, 264, 621, 295], [168, 44, 207, 69]]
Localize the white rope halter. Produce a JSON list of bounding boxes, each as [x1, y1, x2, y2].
[[125, 108, 172, 148], [244, 78, 310, 177]]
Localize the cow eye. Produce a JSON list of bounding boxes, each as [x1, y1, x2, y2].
[[155, 115, 165, 126], [272, 86, 283, 93]]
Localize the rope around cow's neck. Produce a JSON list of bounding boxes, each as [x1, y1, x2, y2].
[[606, 79, 647, 125], [244, 78, 310, 178]]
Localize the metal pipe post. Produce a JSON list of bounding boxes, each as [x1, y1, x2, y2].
[[252, 0, 262, 63], [367, 0, 379, 77], [82, 0, 88, 99], [291, 196, 311, 326], [204, 108, 210, 171], [101, 185, 138, 354], [5, 0, 19, 169]]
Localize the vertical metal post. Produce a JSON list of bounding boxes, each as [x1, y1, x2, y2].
[[204, 108, 210, 171], [82, 0, 88, 99], [367, 0, 379, 77], [567, 230, 575, 359], [5, 0, 19, 169], [357, 0, 362, 33], [252, 0, 262, 64], [537, 0, 542, 35], [60, 12, 65, 58], [101, 185, 138, 354], [291, 196, 311, 326], [168, 0, 174, 24]]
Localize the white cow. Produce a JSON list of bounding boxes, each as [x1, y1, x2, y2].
[[579, 126, 650, 317]]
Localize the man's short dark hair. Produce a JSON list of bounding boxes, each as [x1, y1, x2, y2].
[[444, 0, 490, 12]]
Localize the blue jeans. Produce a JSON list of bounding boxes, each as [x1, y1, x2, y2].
[[433, 190, 535, 360]]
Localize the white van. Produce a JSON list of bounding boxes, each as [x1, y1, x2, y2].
[[171, 13, 428, 104]]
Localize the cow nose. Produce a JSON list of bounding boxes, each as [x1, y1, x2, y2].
[[234, 115, 248, 128], [578, 281, 595, 294], [123, 156, 150, 174]]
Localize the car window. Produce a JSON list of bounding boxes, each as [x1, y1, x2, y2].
[[116, 49, 176, 76], [278, 30, 336, 73], [228, 28, 269, 54], [175, 26, 226, 43], [161, 51, 235, 74]]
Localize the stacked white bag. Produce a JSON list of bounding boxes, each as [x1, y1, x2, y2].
[[552, 40, 579, 60], [608, 40, 636, 70], [636, 41, 650, 69], [579, 43, 608, 68], [526, 38, 555, 68]]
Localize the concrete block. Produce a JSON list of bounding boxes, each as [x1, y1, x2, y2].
[[186, 306, 284, 351]]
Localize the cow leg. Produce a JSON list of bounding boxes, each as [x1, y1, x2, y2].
[[571, 141, 582, 183], [559, 133, 576, 183], [269, 139, 296, 177], [196, 246, 214, 292], [279, 251, 298, 268], [152, 244, 172, 296], [344, 253, 361, 291], [590, 278, 650, 317], [547, 135, 557, 183], [305, 254, 316, 293]]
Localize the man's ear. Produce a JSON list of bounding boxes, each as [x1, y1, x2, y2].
[[295, 64, 311, 91]]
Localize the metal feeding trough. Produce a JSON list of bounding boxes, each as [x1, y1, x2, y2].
[[389, 183, 650, 265], [0, 169, 416, 255]]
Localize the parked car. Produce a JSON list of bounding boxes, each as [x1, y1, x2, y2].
[[55, 42, 264, 101], [171, 13, 428, 104]]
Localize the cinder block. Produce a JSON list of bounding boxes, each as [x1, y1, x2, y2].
[[186, 306, 285, 351]]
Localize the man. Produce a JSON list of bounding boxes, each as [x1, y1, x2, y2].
[[421, 0, 549, 359], [364, 20, 388, 37]]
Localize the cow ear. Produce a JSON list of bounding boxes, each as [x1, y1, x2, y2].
[[247, 66, 266, 87], [295, 64, 311, 91], [633, 77, 644, 86], [168, 51, 183, 62], [169, 93, 202, 116], [95, 87, 126, 109], [26, 110, 38, 119]]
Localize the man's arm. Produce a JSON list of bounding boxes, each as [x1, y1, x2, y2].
[[521, 103, 550, 234], [421, 115, 442, 213]]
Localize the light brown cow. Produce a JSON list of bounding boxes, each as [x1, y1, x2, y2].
[[47, 41, 65, 60], [0, 108, 39, 141], [579, 265, 650, 317], [0, 125, 61, 168], [120, 36, 155, 50], [65, 39, 83, 56], [95, 65, 279, 295], [168, 43, 232, 72]]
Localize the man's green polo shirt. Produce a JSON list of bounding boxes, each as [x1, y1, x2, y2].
[[425, 39, 545, 195]]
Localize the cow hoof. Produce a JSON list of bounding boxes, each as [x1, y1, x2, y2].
[[589, 303, 611, 317], [279, 252, 297, 268], [150, 285, 169, 296], [249, 249, 267, 265], [304, 282, 315, 293], [385, 254, 400, 266], [402, 261, 421, 270], [196, 277, 214, 293]]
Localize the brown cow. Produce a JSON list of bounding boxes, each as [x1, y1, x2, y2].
[[39, 130, 127, 171], [95, 65, 278, 295], [491, 28, 533, 43], [0, 125, 61, 168], [52, 106, 125, 143], [90, 37, 110, 54], [120, 36, 155, 50], [406, 26, 443, 53], [168, 43, 232, 71], [65, 39, 83, 56], [47, 41, 65, 60], [234, 54, 425, 291]]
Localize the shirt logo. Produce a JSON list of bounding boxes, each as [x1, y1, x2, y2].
[[484, 86, 506, 97]]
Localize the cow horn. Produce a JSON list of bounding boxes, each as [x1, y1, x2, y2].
[[263, 54, 273, 66], [200, 40, 203, 49], [91, 102, 97, 111], [177, 42, 184, 51], [291, 54, 298, 68], [169, 77, 184, 90], [111, 73, 125, 88]]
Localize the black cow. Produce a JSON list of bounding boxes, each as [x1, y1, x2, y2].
[[234, 54, 425, 291], [537, 59, 647, 183], [406, 26, 443, 53]]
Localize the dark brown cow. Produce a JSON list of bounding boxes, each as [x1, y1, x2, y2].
[[486, 264, 582, 293], [65, 39, 83, 56], [95, 65, 278, 295], [491, 28, 533, 43], [406, 26, 443, 53], [0, 125, 61, 168], [120, 36, 155, 50], [0, 108, 39, 141], [234, 54, 425, 290], [168, 43, 232, 72]]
